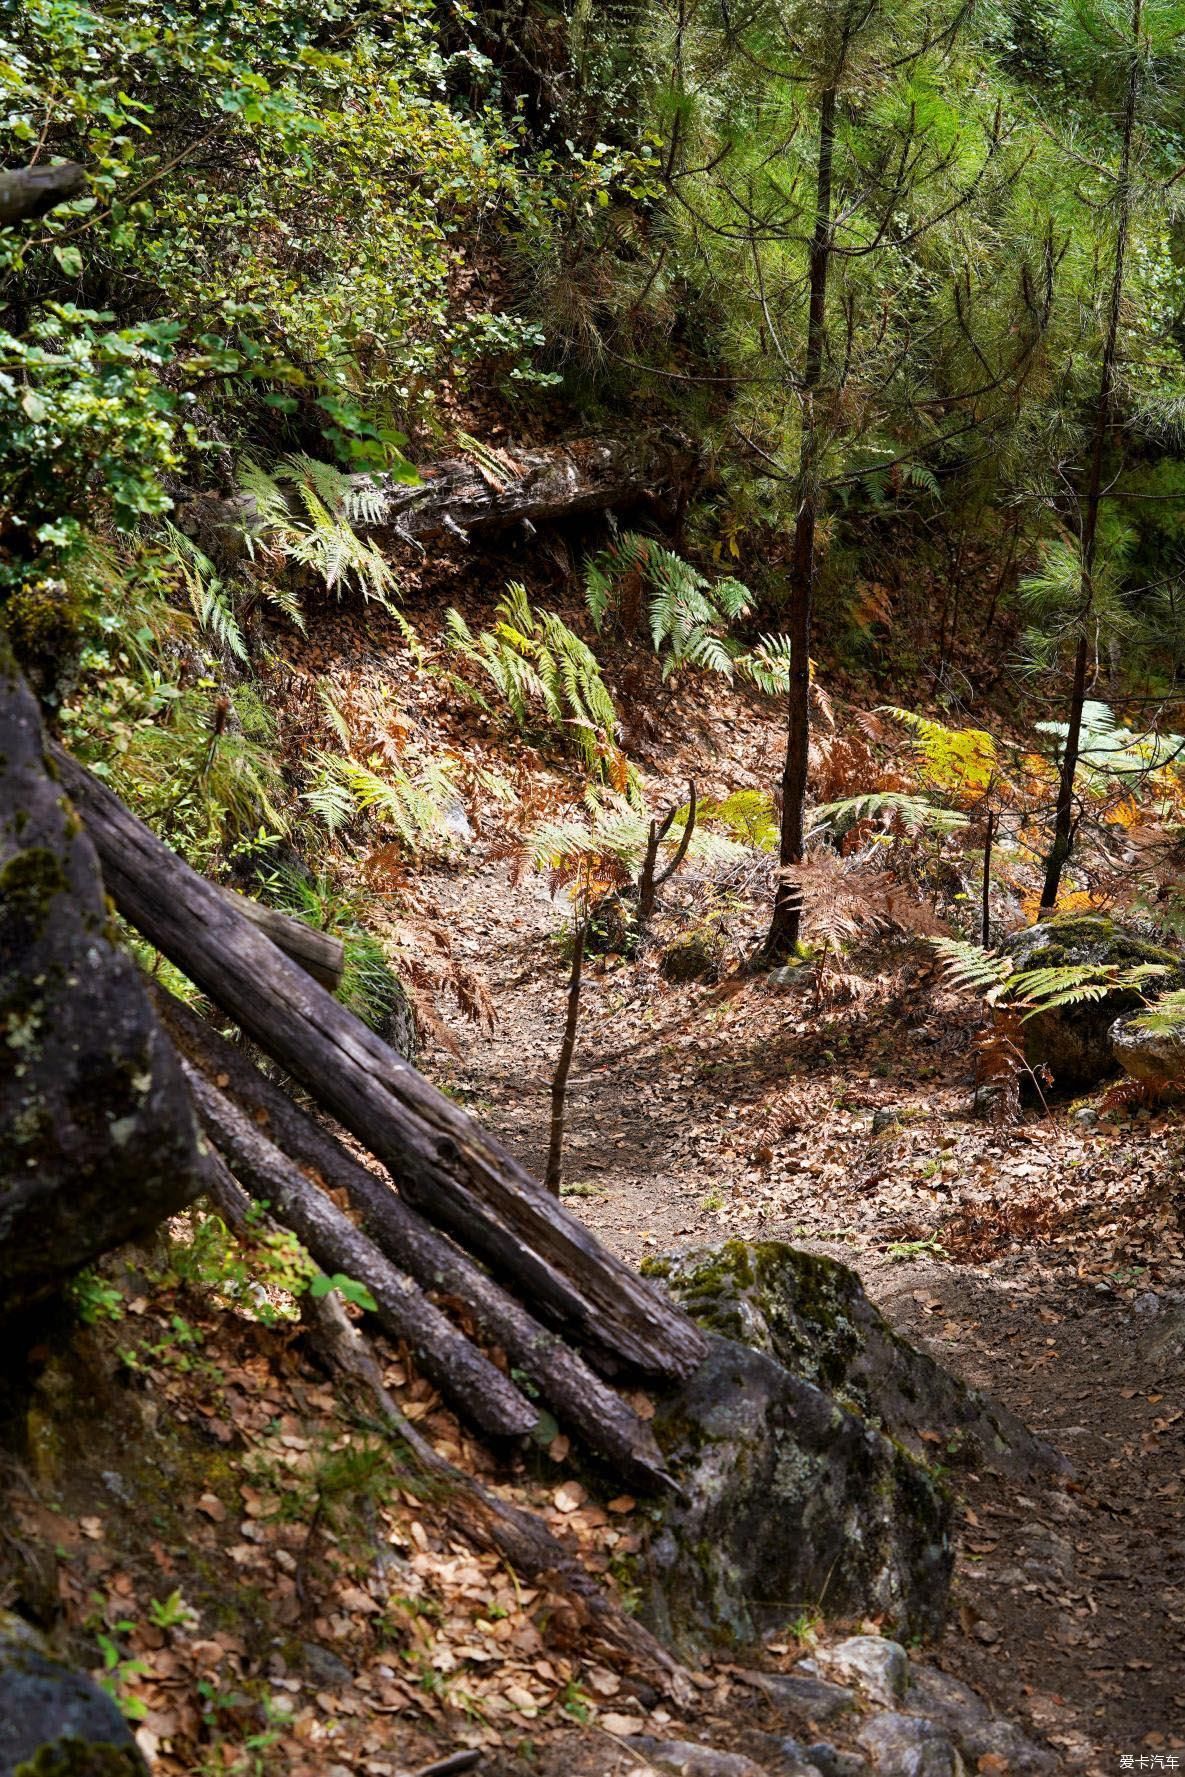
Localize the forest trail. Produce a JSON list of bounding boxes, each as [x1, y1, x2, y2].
[[426, 857, 1185, 1774]]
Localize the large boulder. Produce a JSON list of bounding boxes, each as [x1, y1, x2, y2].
[[1, 638, 208, 1318], [0, 1610, 148, 1775], [639, 1330, 953, 1653], [634, 1240, 1067, 1656], [1002, 916, 1183, 1091], [1109, 1006, 1185, 1090], [644, 1240, 1064, 1477]]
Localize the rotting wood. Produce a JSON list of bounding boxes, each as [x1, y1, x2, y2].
[[182, 435, 694, 552], [184, 1060, 538, 1440], [154, 988, 674, 1489], [54, 744, 707, 1383]]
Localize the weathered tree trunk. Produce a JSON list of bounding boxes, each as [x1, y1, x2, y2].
[[1039, 0, 1142, 915], [187, 435, 693, 552], [766, 85, 838, 962], [156, 990, 671, 1487], [54, 745, 707, 1382], [0, 163, 85, 226], [0, 638, 207, 1317], [219, 887, 343, 989], [183, 1062, 538, 1439]]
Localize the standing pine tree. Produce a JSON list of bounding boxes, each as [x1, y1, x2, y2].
[[1017, 0, 1185, 913], [648, 0, 1044, 958]]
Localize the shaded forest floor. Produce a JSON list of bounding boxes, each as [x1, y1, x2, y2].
[[425, 848, 1185, 1773]]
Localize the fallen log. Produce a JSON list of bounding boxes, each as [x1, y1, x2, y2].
[[182, 1060, 538, 1441], [54, 745, 706, 1383], [184, 435, 692, 551], [157, 989, 671, 1488], [219, 887, 343, 990]]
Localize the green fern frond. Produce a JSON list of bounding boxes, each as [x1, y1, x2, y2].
[[930, 937, 1014, 999], [1126, 988, 1185, 1037], [810, 792, 969, 835]]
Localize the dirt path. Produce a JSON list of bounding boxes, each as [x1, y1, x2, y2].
[[425, 856, 1185, 1774]]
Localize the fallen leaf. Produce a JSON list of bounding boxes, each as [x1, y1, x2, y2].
[[601, 1712, 647, 1737]]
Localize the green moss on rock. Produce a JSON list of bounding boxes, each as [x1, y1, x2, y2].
[[1003, 916, 1185, 1091]]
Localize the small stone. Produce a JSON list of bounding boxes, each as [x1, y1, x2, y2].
[[299, 1642, 353, 1690], [0, 1609, 147, 1774], [973, 1621, 1000, 1645], [1133, 1291, 1161, 1317], [769, 964, 815, 993], [856, 1710, 960, 1777], [1071, 1106, 1097, 1127], [629, 1736, 770, 1777], [904, 1664, 1055, 1773], [802, 1741, 870, 1777], [815, 1637, 910, 1706], [753, 1671, 858, 1724], [871, 1109, 902, 1136]]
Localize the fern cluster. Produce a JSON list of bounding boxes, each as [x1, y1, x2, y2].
[[236, 455, 410, 622], [583, 531, 792, 691], [305, 750, 462, 852], [931, 936, 1171, 1018], [162, 521, 305, 664], [445, 583, 633, 792]]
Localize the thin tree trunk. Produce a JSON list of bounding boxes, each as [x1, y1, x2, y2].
[[982, 807, 995, 949], [636, 781, 696, 930], [767, 84, 837, 961], [546, 925, 586, 1196], [1039, 0, 1141, 915]]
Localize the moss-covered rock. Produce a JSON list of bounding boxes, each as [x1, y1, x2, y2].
[[635, 1241, 1066, 1656], [1, 635, 207, 1318], [641, 1331, 953, 1653], [660, 926, 725, 984], [0, 1612, 147, 1776], [645, 1240, 1064, 1475], [1001, 916, 1184, 1091]]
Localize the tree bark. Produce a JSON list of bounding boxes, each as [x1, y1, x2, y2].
[[156, 989, 671, 1488], [219, 887, 344, 989], [1039, 0, 1141, 915], [183, 1061, 539, 1439], [53, 744, 706, 1383], [0, 636, 207, 1318], [185, 435, 693, 552], [766, 84, 837, 961]]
